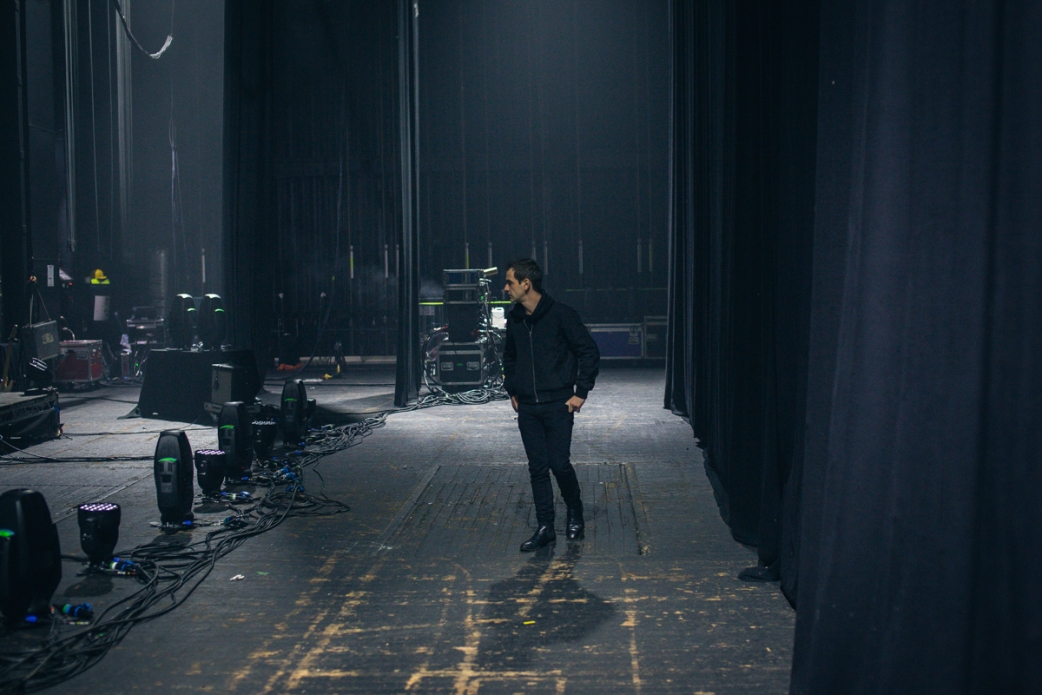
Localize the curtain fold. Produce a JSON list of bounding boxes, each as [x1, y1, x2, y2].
[[668, 0, 1042, 690], [665, 0, 818, 600], [223, 1, 402, 366], [791, 0, 1042, 691], [222, 0, 275, 363]]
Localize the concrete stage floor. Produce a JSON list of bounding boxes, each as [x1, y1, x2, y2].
[[0, 367, 794, 694]]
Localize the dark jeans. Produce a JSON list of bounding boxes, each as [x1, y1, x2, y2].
[[517, 400, 582, 526]]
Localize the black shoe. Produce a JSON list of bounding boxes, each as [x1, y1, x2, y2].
[[566, 507, 585, 541], [520, 525, 556, 552], [738, 561, 780, 582]]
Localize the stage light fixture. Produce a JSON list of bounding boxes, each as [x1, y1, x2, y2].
[[252, 420, 278, 459], [0, 489, 62, 622], [218, 402, 254, 481], [167, 293, 197, 349], [77, 502, 121, 568], [197, 294, 227, 350], [154, 430, 195, 527], [280, 379, 314, 444], [194, 449, 227, 496]]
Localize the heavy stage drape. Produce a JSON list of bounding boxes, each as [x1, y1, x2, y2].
[[223, 0, 418, 398], [665, 0, 819, 600], [667, 0, 1042, 691]]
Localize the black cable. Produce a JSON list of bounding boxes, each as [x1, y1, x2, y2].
[[110, 0, 173, 60], [0, 388, 504, 689], [61, 427, 211, 437], [0, 416, 379, 693], [263, 381, 398, 387]]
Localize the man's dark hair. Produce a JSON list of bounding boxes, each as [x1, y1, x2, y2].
[[507, 258, 543, 293]]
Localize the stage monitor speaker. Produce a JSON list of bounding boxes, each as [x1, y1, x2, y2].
[[0, 489, 62, 621], [218, 402, 254, 481], [211, 363, 251, 405], [21, 322, 60, 361], [137, 349, 261, 422], [154, 430, 194, 526]]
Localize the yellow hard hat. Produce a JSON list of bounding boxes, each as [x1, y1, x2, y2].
[[93, 269, 107, 281]]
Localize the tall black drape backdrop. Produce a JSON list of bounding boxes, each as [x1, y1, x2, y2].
[[223, 0, 667, 379], [668, 0, 1042, 691], [0, 0, 31, 331], [792, 0, 1042, 691], [665, 0, 819, 598], [0, 0, 224, 335], [223, 0, 274, 365], [224, 1, 402, 364], [419, 0, 669, 322], [127, 0, 225, 302]]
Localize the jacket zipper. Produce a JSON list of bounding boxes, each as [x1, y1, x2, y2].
[[527, 322, 540, 403]]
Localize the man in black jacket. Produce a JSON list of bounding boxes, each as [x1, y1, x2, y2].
[[502, 259, 600, 552]]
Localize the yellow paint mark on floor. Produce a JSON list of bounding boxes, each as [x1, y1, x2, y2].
[[286, 669, 361, 679], [403, 564, 573, 695], [282, 574, 380, 691], [626, 608, 643, 695], [228, 550, 350, 691]]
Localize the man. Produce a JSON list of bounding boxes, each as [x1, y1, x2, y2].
[[502, 259, 600, 551]]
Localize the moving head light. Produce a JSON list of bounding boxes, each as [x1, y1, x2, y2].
[[218, 402, 254, 481], [197, 294, 226, 349], [280, 379, 314, 444], [77, 502, 121, 568], [154, 430, 195, 527], [194, 449, 227, 496], [0, 489, 62, 622], [252, 420, 278, 459], [167, 294, 196, 349]]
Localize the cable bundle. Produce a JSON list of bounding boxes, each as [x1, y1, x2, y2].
[[0, 397, 499, 691], [0, 444, 154, 465], [407, 387, 509, 409], [0, 417, 383, 693]]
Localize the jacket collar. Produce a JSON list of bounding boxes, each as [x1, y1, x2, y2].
[[510, 292, 554, 322]]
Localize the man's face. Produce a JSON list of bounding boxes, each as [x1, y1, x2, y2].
[[504, 269, 529, 303]]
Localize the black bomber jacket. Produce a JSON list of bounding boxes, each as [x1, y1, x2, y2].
[[502, 293, 600, 404]]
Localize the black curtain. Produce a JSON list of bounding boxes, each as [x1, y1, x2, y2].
[[792, 0, 1042, 691], [668, 0, 1042, 690], [0, 0, 31, 332], [416, 0, 669, 321], [223, 0, 275, 364], [224, 1, 402, 367], [664, 0, 819, 598]]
